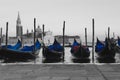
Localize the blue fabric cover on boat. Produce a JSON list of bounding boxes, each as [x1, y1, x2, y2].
[[2, 39, 22, 50], [70, 39, 80, 53], [48, 39, 63, 52], [95, 38, 105, 52], [21, 46, 34, 52], [118, 38, 120, 46], [35, 39, 41, 50], [21, 39, 41, 52], [71, 39, 80, 48]]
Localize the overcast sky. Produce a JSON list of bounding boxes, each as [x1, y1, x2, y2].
[[0, 0, 120, 40]]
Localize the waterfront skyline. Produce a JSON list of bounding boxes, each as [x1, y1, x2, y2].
[[0, 0, 120, 40]]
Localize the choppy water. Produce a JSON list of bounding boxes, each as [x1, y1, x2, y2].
[[1, 47, 120, 64]]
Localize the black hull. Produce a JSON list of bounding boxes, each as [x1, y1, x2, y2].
[[72, 58, 90, 63], [71, 47, 90, 59], [97, 57, 115, 63], [97, 48, 116, 59], [97, 40, 116, 59], [95, 38, 116, 59], [42, 47, 63, 60], [42, 58, 62, 63], [0, 48, 40, 60]]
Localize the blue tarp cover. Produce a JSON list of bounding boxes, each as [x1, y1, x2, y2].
[[21, 39, 41, 52], [118, 38, 120, 46], [2, 39, 41, 53], [2, 39, 22, 50], [48, 39, 63, 52], [70, 39, 80, 53], [71, 39, 80, 48], [95, 38, 105, 52]]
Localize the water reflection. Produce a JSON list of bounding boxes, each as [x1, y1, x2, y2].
[[97, 58, 116, 63], [71, 58, 90, 63], [42, 59, 63, 63], [2, 58, 34, 63]]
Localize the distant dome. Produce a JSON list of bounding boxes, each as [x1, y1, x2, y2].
[[36, 25, 42, 33]]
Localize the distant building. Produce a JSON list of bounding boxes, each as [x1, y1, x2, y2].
[[1, 12, 52, 45], [22, 25, 42, 38], [16, 12, 23, 37], [68, 35, 80, 44], [36, 25, 42, 38], [8, 37, 42, 45], [54, 35, 80, 45], [44, 30, 54, 46]]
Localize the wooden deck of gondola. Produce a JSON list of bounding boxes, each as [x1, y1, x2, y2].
[[0, 64, 120, 80]]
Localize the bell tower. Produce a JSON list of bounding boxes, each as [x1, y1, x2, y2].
[[16, 12, 23, 37]]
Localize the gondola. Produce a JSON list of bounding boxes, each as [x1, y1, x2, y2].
[[95, 38, 116, 59], [0, 39, 41, 60], [70, 39, 90, 59], [0, 39, 22, 59], [42, 39, 63, 60]]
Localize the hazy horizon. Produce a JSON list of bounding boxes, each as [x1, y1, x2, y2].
[[0, 0, 120, 39]]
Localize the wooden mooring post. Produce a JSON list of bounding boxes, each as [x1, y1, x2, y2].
[[6, 22, 8, 48], [63, 21, 65, 61], [0, 28, 2, 46], [108, 27, 110, 38], [33, 18, 36, 63], [85, 28, 87, 46], [92, 19, 95, 63], [42, 24, 45, 45], [34, 18, 36, 53], [42, 24, 45, 61]]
